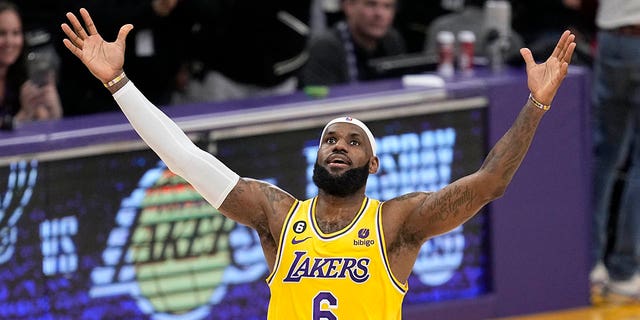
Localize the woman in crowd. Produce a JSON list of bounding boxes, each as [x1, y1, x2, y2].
[[0, 0, 61, 129]]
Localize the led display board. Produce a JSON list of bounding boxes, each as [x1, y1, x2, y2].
[[0, 107, 490, 319]]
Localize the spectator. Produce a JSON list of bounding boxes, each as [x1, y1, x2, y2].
[[174, 0, 312, 104], [590, 0, 640, 303], [0, 0, 62, 129], [299, 0, 405, 87]]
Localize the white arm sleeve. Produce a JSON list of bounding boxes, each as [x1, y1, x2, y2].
[[113, 81, 239, 209]]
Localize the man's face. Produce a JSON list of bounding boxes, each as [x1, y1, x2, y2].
[[313, 123, 378, 196], [344, 0, 396, 41]]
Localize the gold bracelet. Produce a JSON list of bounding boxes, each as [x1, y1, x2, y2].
[[103, 72, 126, 88], [528, 93, 551, 111]]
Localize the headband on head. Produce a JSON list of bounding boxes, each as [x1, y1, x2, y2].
[[319, 116, 377, 155]]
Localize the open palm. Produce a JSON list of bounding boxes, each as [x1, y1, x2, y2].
[[61, 8, 133, 83], [520, 30, 576, 105]]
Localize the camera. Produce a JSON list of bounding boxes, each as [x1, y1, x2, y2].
[[25, 30, 60, 87]]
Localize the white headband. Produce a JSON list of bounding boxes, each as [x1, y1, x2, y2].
[[320, 116, 377, 155]]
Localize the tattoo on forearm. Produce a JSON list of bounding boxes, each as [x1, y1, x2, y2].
[[482, 106, 541, 183], [427, 185, 477, 224]]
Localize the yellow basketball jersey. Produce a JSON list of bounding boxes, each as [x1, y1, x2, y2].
[[266, 197, 408, 319]]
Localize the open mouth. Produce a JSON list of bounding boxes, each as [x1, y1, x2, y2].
[[327, 155, 351, 167]]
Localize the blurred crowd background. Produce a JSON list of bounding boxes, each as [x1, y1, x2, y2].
[[1, 0, 597, 122]]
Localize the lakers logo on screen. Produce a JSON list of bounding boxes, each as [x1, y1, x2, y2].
[[90, 162, 267, 320]]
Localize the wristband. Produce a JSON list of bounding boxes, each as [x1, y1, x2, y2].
[[528, 93, 551, 111], [104, 72, 126, 88]]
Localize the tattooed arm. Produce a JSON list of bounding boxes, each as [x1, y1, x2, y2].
[[220, 178, 296, 231], [384, 30, 577, 248], [218, 178, 296, 269]]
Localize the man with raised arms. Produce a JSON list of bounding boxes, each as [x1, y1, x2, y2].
[[61, 8, 575, 319]]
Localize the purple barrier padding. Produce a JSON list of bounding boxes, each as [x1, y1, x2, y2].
[[488, 67, 592, 317]]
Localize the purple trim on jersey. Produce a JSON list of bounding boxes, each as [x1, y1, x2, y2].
[[376, 202, 408, 294], [266, 200, 301, 285], [309, 197, 370, 240]]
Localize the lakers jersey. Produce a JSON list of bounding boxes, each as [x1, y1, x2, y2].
[[266, 197, 408, 319]]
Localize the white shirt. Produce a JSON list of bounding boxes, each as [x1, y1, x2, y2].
[[597, 0, 640, 29]]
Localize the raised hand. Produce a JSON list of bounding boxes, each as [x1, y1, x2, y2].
[[520, 30, 576, 106], [61, 8, 133, 84]]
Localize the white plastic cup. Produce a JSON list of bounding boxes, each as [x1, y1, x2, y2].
[[437, 30, 455, 78]]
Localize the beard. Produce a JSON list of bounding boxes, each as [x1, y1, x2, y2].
[[312, 160, 370, 197]]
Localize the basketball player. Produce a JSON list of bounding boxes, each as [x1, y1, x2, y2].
[[61, 8, 576, 319]]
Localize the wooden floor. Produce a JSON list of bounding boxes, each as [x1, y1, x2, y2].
[[493, 292, 640, 320], [495, 304, 640, 320]]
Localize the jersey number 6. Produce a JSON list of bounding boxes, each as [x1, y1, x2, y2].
[[313, 291, 337, 320]]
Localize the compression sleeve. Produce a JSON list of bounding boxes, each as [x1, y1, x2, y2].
[[112, 81, 239, 209]]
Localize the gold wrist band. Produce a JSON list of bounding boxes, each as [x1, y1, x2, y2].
[[528, 93, 551, 111], [104, 72, 126, 88]]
